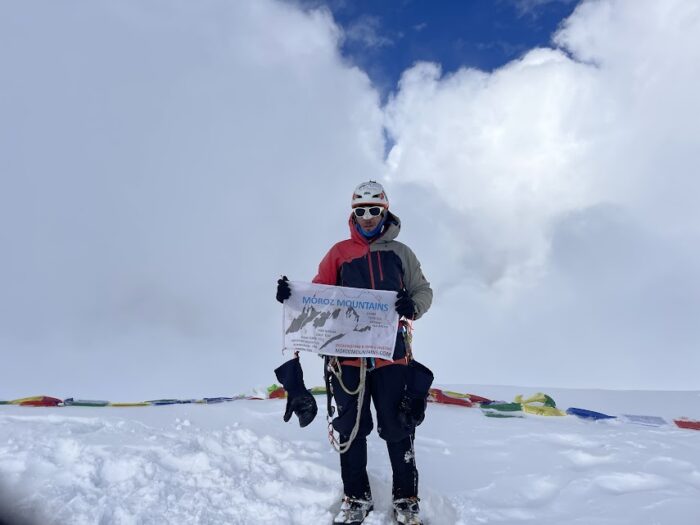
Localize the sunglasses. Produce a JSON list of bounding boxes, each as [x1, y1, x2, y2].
[[353, 206, 384, 219]]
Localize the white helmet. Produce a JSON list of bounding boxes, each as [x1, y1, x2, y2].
[[351, 181, 389, 209]]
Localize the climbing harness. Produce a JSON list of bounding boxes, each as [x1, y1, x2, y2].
[[324, 319, 415, 455]]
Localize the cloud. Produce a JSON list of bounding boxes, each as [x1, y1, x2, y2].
[[0, 0, 384, 397], [2, 0, 699, 395], [510, 0, 580, 17], [384, 0, 700, 388], [385, 49, 603, 289], [344, 15, 395, 49]]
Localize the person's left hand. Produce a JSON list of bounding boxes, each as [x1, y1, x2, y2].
[[395, 289, 415, 319]]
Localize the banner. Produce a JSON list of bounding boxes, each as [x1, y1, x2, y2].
[[283, 281, 399, 359]]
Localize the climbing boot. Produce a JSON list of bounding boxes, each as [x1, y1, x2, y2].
[[333, 496, 373, 524], [393, 497, 422, 524]]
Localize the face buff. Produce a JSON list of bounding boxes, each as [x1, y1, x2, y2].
[[355, 213, 387, 239]]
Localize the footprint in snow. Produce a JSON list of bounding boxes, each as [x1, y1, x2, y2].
[[560, 449, 616, 469], [593, 471, 671, 494]]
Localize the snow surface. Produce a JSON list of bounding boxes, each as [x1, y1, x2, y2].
[[1, 385, 700, 524]]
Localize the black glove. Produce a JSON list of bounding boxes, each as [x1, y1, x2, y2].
[[274, 358, 317, 427], [397, 360, 434, 431], [398, 395, 427, 431], [395, 289, 415, 319], [283, 391, 318, 428], [276, 276, 291, 303]]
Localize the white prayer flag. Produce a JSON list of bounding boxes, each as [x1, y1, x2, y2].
[[283, 281, 399, 359]]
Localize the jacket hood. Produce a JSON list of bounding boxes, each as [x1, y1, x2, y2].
[[348, 210, 401, 245]]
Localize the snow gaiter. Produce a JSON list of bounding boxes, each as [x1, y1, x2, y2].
[[387, 435, 418, 499], [340, 435, 371, 500]]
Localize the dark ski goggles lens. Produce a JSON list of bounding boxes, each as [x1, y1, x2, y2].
[[354, 206, 384, 218]]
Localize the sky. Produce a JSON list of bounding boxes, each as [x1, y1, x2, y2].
[[299, 0, 580, 96], [1, 0, 700, 398]]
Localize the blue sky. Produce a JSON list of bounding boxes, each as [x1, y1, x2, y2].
[[304, 0, 580, 96]]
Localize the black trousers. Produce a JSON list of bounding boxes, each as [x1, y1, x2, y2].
[[331, 363, 418, 500]]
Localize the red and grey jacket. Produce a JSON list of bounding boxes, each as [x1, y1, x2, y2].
[[312, 211, 433, 361]]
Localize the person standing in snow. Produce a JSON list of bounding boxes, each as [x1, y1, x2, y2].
[[274, 181, 434, 525]]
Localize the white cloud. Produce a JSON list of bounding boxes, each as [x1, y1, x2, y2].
[[384, 0, 700, 388], [511, 0, 579, 17], [1, 0, 699, 396], [385, 48, 603, 289], [344, 15, 394, 49], [0, 0, 384, 397]]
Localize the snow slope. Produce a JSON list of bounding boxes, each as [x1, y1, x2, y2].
[[1, 385, 700, 524]]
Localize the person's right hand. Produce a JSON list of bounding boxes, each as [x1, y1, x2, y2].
[[395, 289, 415, 319], [276, 276, 291, 303]]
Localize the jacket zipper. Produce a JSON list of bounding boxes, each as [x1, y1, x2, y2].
[[367, 250, 376, 289], [376, 251, 384, 282]]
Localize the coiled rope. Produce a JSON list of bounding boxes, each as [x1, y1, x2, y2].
[[326, 357, 367, 454]]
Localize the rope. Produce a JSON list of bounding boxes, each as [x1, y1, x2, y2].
[[329, 356, 365, 395], [401, 319, 414, 362], [326, 357, 368, 454]]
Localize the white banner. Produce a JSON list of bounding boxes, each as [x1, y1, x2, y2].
[[283, 282, 399, 359]]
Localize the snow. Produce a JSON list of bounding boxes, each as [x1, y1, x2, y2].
[[1, 385, 700, 524]]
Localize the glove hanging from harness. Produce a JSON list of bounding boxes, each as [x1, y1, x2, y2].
[[397, 360, 434, 432], [274, 357, 317, 427]]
